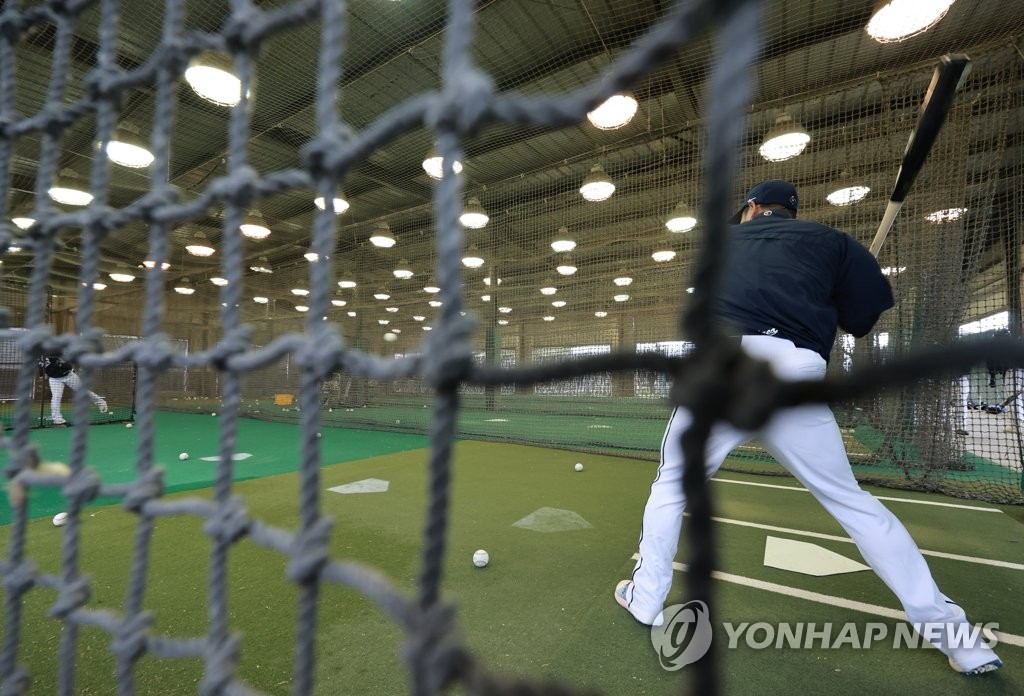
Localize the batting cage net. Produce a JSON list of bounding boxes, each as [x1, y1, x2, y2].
[[1, 0, 1023, 694]]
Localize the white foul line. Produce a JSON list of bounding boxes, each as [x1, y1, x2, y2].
[[695, 514, 1024, 571], [710, 476, 1003, 513], [631, 554, 1024, 649]]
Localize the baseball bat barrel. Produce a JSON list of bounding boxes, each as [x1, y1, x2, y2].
[[869, 54, 971, 258]]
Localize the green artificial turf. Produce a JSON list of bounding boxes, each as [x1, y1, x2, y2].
[[2, 439, 1021, 695]]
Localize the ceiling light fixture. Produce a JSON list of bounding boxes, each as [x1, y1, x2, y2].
[[428, 300, 442, 308], [613, 273, 633, 286], [579, 164, 615, 202], [185, 51, 242, 106], [347, 311, 357, 317], [331, 299, 347, 307], [240, 210, 271, 239], [551, 226, 576, 252], [249, 256, 273, 274], [11, 215, 34, 230], [866, 0, 956, 43], [369, 221, 397, 248], [91, 282, 107, 290], [461, 245, 485, 269], [483, 275, 502, 286], [827, 185, 871, 206], [106, 125, 154, 169], [652, 250, 676, 262], [925, 207, 967, 223], [109, 270, 135, 283], [291, 288, 309, 296], [253, 296, 269, 304], [498, 306, 512, 314], [385, 307, 399, 313], [393, 259, 414, 279], [374, 289, 391, 300], [543, 316, 555, 322], [314, 194, 349, 214], [422, 146, 463, 179], [48, 169, 93, 206], [552, 300, 566, 308], [210, 277, 228, 286], [595, 311, 608, 318], [423, 280, 440, 293], [185, 230, 215, 257], [540, 283, 557, 296], [881, 266, 907, 276], [556, 261, 577, 276], [143, 260, 171, 271], [614, 294, 630, 302], [586, 93, 638, 130], [759, 115, 810, 162], [295, 305, 309, 312], [665, 202, 698, 233], [459, 197, 489, 229], [173, 278, 195, 295]]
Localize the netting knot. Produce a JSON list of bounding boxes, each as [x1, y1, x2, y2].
[[301, 124, 358, 179], [210, 166, 261, 211], [137, 186, 181, 224], [725, 353, 785, 431], [48, 576, 92, 620], [286, 516, 334, 585], [63, 467, 102, 506], [294, 327, 344, 379], [16, 326, 54, 358], [64, 331, 104, 367], [402, 600, 470, 695], [0, 559, 37, 597], [0, 10, 27, 44], [426, 69, 495, 135], [222, 1, 262, 54], [198, 632, 242, 696], [133, 334, 179, 371], [84, 65, 125, 105], [121, 467, 164, 514], [40, 103, 76, 139], [211, 326, 252, 371], [110, 611, 153, 664], [422, 314, 475, 390], [203, 496, 250, 544]]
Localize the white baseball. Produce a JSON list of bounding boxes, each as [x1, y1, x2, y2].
[[178, 452, 189, 461], [52, 512, 69, 527], [574, 462, 584, 472], [472, 549, 489, 568]]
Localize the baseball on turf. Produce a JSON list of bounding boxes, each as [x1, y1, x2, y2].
[[52, 512, 69, 527], [125, 422, 133, 428], [574, 462, 584, 472], [178, 452, 189, 461], [472, 549, 489, 568]]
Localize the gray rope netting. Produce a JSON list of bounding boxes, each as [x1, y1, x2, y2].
[[1, 0, 1022, 694]]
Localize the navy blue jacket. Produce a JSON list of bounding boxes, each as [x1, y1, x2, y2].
[[715, 211, 894, 362]]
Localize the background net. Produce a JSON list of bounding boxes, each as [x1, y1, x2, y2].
[[2, 0, 1024, 694]]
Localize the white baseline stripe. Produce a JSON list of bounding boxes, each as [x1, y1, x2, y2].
[[711, 477, 1002, 513], [694, 514, 1024, 571], [630, 554, 1024, 649]]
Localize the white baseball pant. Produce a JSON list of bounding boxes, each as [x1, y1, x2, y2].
[[49, 372, 106, 423], [626, 335, 1000, 671]]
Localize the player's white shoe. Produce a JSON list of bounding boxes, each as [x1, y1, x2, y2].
[[948, 655, 1003, 675], [614, 580, 664, 627], [97, 399, 108, 413]]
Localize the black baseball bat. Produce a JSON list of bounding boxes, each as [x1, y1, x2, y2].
[[869, 54, 972, 257]]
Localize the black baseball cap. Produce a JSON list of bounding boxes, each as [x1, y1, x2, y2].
[[729, 179, 799, 223]]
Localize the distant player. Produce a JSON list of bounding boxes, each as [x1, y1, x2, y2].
[[39, 351, 108, 425], [616, 180, 1002, 675]]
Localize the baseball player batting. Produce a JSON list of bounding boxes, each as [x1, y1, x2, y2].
[[616, 180, 1002, 675], [39, 351, 108, 425]]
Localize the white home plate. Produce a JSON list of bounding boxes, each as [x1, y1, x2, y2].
[[199, 453, 253, 462], [513, 507, 592, 533], [763, 536, 869, 576], [328, 478, 390, 494]]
